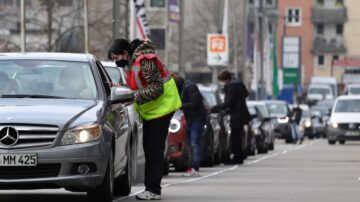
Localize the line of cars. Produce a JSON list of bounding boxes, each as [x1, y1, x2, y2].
[[0, 53, 146, 202]]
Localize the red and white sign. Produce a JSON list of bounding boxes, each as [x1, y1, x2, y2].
[[333, 59, 360, 68], [207, 34, 229, 66]]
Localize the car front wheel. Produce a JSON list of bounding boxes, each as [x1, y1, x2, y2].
[[87, 151, 114, 202]]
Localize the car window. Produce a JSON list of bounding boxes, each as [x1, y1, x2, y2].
[[104, 67, 123, 84], [302, 109, 310, 118], [95, 61, 112, 96], [0, 60, 97, 99], [349, 87, 360, 95], [254, 104, 269, 117], [309, 87, 330, 94], [201, 91, 217, 107], [266, 103, 288, 116], [334, 99, 360, 113]]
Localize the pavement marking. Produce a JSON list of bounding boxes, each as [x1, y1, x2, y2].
[[117, 140, 322, 201]]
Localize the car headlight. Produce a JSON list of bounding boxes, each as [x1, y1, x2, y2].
[[330, 122, 338, 128], [60, 124, 101, 145], [277, 117, 289, 124], [305, 121, 312, 128], [169, 119, 181, 133], [254, 128, 262, 135]]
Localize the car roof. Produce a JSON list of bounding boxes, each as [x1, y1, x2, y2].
[[247, 101, 267, 106], [264, 100, 287, 104], [0, 52, 93, 62], [100, 61, 117, 68], [347, 84, 360, 87], [336, 95, 360, 100], [197, 84, 218, 92]]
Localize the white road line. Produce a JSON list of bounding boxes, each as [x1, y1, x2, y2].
[[118, 140, 322, 201]]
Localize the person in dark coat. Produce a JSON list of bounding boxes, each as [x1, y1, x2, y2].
[[172, 73, 206, 176], [291, 98, 303, 144], [211, 70, 251, 164]]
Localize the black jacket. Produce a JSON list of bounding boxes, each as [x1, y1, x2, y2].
[[213, 79, 251, 128], [291, 107, 302, 124], [176, 79, 206, 123]]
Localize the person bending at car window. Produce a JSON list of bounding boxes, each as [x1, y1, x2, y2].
[[59, 67, 93, 99], [172, 73, 206, 177], [211, 70, 251, 164], [108, 39, 181, 200]]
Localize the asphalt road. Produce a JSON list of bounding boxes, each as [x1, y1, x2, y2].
[[1, 139, 360, 202]]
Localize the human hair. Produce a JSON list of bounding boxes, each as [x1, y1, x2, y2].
[[107, 38, 131, 60], [217, 70, 231, 81], [129, 39, 143, 56]]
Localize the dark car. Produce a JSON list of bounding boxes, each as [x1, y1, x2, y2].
[[247, 101, 274, 153], [265, 100, 293, 143], [0, 53, 143, 202]]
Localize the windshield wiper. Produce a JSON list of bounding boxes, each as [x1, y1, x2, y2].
[[0, 94, 66, 99]]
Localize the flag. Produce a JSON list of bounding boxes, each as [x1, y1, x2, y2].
[[130, 0, 150, 40], [272, 33, 280, 97]]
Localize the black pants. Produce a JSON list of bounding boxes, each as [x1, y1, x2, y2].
[[143, 113, 173, 195], [231, 126, 244, 163]]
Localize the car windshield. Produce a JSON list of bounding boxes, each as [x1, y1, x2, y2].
[[334, 99, 360, 113], [302, 109, 310, 118], [309, 87, 330, 94], [266, 103, 288, 116], [201, 91, 217, 107], [104, 67, 123, 84], [349, 87, 360, 95], [0, 60, 97, 99], [253, 104, 269, 117]]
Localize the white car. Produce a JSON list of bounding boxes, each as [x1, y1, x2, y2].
[[344, 84, 360, 95], [327, 95, 360, 145], [307, 84, 334, 104]]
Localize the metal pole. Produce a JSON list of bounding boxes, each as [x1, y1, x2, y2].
[[84, 0, 89, 53], [259, 0, 264, 99], [178, 0, 185, 77], [165, 0, 170, 71], [242, 0, 248, 83], [20, 0, 26, 52], [233, 15, 238, 79], [112, 0, 120, 40]]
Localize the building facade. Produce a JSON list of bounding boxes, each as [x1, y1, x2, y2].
[[277, 0, 314, 86], [311, 0, 347, 82]]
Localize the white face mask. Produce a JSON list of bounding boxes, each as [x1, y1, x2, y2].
[[219, 81, 226, 87]]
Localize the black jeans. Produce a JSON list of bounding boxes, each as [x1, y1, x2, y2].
[[231, 126, 244, 163], [143, 113, 173, 195]]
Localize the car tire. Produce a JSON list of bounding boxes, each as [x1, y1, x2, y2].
[[339, 140, 346, 145], [328, 140, 336, 145], [87, 151, 114, 202]]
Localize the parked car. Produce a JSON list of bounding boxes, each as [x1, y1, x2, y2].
[[265, 100, 293, 143], [166, 110, 190, 172], [247, 101, 274, 153], [101, 61, 145, 181], [198, 84, 231, 166], [0, 53, 143, 202], [327, 95, 360, 145]]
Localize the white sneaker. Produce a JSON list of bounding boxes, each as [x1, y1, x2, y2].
[[136, 191, 161, 200], [181, 168, 200, 177]]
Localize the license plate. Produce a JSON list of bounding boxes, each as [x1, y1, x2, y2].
[[0, 154, 37, 166], [346, 131, 360, 136]]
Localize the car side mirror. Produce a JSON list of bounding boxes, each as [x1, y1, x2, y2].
[[262, 117, 271, 122], [110, 86, 134, 104]]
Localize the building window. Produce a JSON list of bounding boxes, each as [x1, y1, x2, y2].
[[318, 55, 325, 66], [317, 24, 324, 35], [0, 0, 18, 7], [317, 0, 324, 6], [266, 0, 272, 6], [286, 8, 301, 27], [249, 0, 254, 5], [336, 0, 344, 7], [150, 0, 165, 8], [333, 55, 339, 61], [149, 28, 165, 49], [336, 24, 344, 35]]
